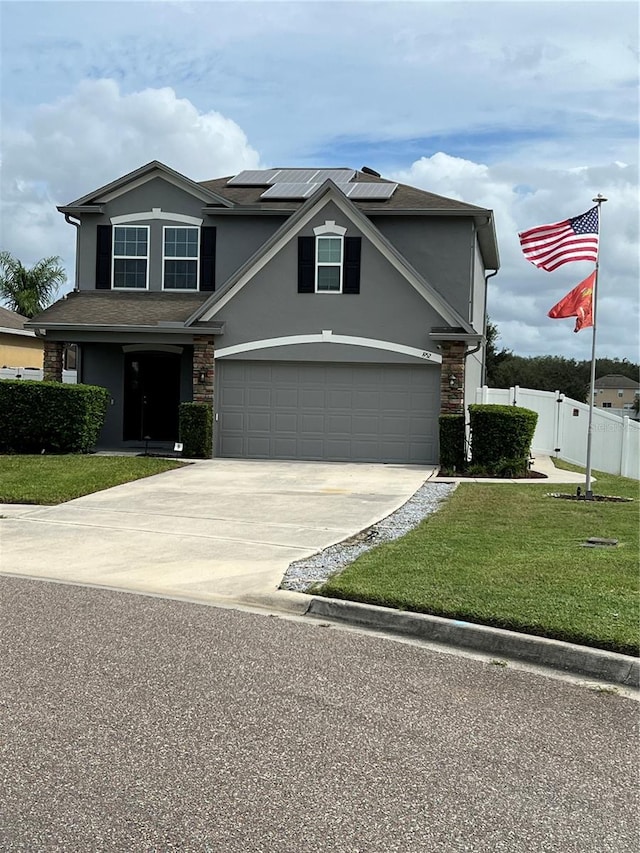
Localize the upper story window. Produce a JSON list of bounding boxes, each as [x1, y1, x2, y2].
[[163, 227, 199, 290], [298, 221, 360, 296], [316, 236, 343, 292], [113, 226, 148, 289]]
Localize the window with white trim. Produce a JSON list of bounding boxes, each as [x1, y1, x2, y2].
[[113, 226, 148, 289], [163, 227, 199, 290], [316, 235, 343, 292]]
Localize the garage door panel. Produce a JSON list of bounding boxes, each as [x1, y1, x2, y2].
[[246, 388, 271, 407], [220, 412, 244, 431], [300, 438, 326, 457], [274, 388, 298, 407], [327, 414, 352, 433], [275, 412, 298, 431], [327, 389, 352, 408], [301, 413, 325, 431], [247, 412, 270, 431], [217, 361, 438, 463], [220, 435, 244, 456], [300, 388, 325, 408], [247, 436, 271, 457]]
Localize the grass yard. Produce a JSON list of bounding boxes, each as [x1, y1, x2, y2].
[[0, 455, 186, 505], [317, 462, 640, 656]]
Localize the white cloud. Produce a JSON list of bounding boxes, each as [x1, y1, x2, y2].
[[1, 79, 260, 277], [390, 153, 639, 360]]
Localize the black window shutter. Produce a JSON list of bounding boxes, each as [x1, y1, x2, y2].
[[343, 236, 361, 294], [200, 227, 216, 291], [95, 225, 112, 290], [298, 236, 315, 293]]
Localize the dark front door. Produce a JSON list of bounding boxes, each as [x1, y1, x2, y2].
[[123, 352, 181, 442]]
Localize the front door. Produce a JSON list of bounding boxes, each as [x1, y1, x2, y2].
[[123, 352, 181, 442]]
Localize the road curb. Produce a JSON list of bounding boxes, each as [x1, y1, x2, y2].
[[305, 597, 640, 688]]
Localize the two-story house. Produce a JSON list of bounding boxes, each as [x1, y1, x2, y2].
[[28, 161, 499, 462], [593, 374, 640, 416]]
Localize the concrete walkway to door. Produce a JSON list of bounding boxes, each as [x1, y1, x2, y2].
[[0, 460, 434, 607]]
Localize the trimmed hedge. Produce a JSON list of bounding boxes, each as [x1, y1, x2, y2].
[[439, 414, 466, 473], [179, 402, 213, 458], [468, 404, 538, 475], [0, 380, 109, 454]]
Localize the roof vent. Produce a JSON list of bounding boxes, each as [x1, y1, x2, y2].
[[361, 166, 381, 177]]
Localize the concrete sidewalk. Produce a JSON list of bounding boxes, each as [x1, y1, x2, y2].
[[0, 459, 433, 601]]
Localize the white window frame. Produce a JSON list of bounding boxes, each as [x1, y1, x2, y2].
[[112, 225, 150, 290], [313, 221, 347, 295], [162, 225, 200, 292]]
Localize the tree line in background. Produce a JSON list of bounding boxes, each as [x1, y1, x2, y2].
[[485, 319, 639, 403]]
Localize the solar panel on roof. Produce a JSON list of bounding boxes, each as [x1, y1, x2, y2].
[[312, 169, 356, 183], [227, 169, 280, 186], [260, 183, 320, 199], [267, 169, 319, 184], [345, 183, 397, 200]]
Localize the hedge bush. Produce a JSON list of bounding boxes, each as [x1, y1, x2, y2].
[[179, 402, 213, 458], [0, 380, 109, 454], [439, 414, 466, 473], [468, 404, 538, 475]]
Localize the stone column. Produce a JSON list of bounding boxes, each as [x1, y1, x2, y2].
[[192, 335, 215, 404], [439, 341, 466, 415], [43, 340, 64, 382]]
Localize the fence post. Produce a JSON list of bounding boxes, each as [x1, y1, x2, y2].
[[554, 391, 563, 458], [620, 416, 630, 477]]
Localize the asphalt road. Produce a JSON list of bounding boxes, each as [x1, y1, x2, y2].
[[1, 576, 638, 853]]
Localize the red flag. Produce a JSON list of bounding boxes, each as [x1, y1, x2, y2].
[[547, 271, 595, 332]]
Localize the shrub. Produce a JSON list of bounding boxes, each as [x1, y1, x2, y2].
[[179, 402, 212, 458], [439, 414, 466, 473], [0, 380, 109, 454], [468, 404, 538, 473]]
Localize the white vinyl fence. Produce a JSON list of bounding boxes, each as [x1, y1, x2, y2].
[[475, 386, 640, 480], [0, 367, 77, 383]]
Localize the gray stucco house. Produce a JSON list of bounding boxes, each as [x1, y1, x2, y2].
[[29, 161, 499, 462]]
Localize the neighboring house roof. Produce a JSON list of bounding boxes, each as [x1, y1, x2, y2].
[[188, 179, 478, 335], [594, 374, 640, 390], [0, 305, 36, 337], [27, 291, 219, 332]]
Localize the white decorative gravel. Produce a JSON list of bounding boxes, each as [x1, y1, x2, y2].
[[280, 481, 456, 593]]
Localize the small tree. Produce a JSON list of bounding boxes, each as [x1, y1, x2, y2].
[[484, 317, 512, 386], [0, 252, 66, 318]]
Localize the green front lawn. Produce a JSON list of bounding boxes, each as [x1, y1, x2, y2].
[[317, 463, 640, 656], [0, 455, 186, 505]]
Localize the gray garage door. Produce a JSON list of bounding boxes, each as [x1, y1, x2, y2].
[[217, 360, 439, 463]]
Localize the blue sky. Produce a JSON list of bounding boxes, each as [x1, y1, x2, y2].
[[1, 0, 638, 360]]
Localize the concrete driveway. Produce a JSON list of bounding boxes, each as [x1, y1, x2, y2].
[[0, 460, 433, 606]]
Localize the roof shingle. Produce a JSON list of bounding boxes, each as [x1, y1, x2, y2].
[[29, 291, 210, 328]]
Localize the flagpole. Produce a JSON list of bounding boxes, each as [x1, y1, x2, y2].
[[585, 194, 607, 500]]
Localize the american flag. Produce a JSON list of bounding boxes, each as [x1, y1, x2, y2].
[[518, 207, 599, 271]]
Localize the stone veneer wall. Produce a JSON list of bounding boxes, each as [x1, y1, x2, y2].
[[192, 336, 215, 404], [43, 340, 64, 382], [439, 341, 466, 415]]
